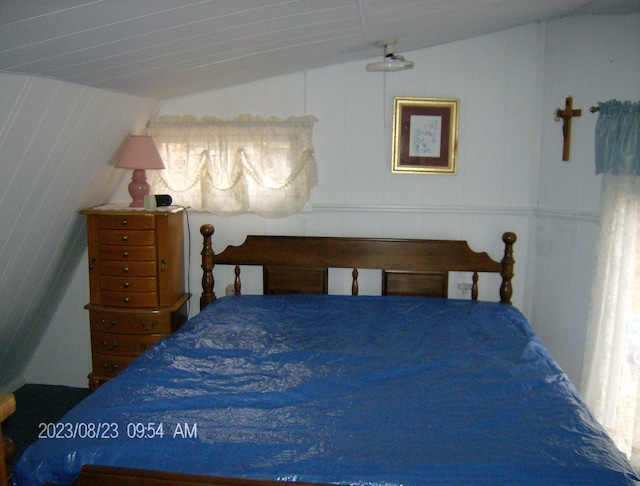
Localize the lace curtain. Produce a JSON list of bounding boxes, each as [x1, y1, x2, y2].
[[582, 100, 640, 468], [146, 114, 318, 217]]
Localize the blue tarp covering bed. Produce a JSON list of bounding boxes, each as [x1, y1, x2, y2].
[[13, 295, 639, 485]]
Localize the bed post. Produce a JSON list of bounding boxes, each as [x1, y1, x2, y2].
[[234, 265, 242, 295], [200, 224, 216, 310], [499, 232, 517, 304]]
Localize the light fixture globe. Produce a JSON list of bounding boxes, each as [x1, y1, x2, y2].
[[366, 39, 414, 72]]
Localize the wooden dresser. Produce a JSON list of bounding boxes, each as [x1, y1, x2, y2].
[[81, 205, 190, 390]]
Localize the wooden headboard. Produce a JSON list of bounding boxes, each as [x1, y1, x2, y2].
[[199, 225, 516, 310]]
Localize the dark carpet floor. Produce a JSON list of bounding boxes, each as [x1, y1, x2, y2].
[[3, 384, 91, 470]]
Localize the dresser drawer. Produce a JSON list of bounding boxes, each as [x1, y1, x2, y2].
[[96, 214, 156, 230], [101, 291, 158, 307], [91, 354, 136, 378], [100, 261, 157, 276], [99, 245, 157, 261], [89, 309, 174, 334], [98, 229, 156, 246], [101, 276, 157, 292], [91, 331, 165, 356]]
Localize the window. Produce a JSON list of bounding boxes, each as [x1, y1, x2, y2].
[[581, 100, 640, 469], [146, 114, 318, 217]]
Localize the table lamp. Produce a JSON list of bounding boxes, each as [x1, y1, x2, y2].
[[114, 135, 165, 207]]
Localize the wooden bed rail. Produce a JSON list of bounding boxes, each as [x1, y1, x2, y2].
[[199, 225, 516, 310]]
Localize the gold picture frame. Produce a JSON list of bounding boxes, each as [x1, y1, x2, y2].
[[392, 97, 459, 174]]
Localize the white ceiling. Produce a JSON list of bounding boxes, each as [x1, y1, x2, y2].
[[1, 0, 639, 100]]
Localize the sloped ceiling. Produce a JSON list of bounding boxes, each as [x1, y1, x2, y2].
[[1, 0, 639, 100], [0, 76, 159, 391]]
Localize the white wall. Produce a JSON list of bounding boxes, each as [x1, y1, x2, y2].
[[160, 22, 543, 318], [24, 14, 640, 390], [0, 73, 160, 391], [23, 254, 92, 387], [533, 13, 640, 387]]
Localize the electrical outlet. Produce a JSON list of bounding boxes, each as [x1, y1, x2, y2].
[[457, 281, 473, 296]]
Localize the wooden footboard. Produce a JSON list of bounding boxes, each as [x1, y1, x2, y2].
[[199, 226, 516, 310], [74, 465, 331, 486]]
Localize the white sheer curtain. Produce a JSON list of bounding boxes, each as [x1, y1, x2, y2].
[[582, 100, 640, 469], [146, 114, 318, 217]]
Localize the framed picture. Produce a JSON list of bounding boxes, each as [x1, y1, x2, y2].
[[392, 97, 459, 174]]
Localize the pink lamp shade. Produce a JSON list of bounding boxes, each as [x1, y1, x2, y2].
[[114, 135, 165, 207]]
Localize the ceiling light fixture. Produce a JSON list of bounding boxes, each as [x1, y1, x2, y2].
[[366, 39, 414, 72]]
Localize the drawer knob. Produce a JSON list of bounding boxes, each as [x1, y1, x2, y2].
[[102, 363, 119, 373], [100, 319, 116, 328], [122, 266, 129, 273], [122, 251, 129, 257], [140, 320, 158, 330], [121, 235, 129, 242], [120, 219, 127, 226], [140, 343, 148, 351], [123, 282, 130, 288], [123, 297, 130, 304], [100, 341, 118, 351]]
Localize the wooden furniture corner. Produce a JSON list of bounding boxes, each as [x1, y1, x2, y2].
[[0, 393, 16, 486]]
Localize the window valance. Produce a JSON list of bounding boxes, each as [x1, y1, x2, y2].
[[595, 100, 640, 175], [146, 114, 318, 217]]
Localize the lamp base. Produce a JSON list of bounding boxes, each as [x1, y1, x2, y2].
[[128, 169, 150, 207]]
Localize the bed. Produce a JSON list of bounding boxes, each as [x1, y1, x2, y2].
[[12, 226, 639, 485]]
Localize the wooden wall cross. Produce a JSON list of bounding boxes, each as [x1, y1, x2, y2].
[[555, 96, 582, 161]]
